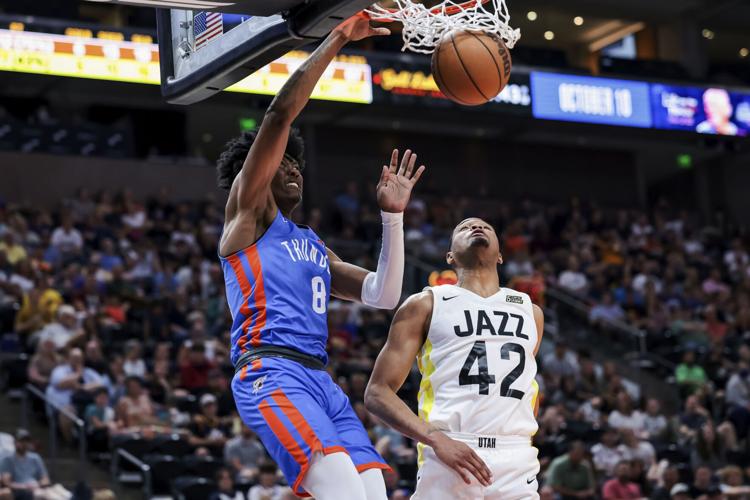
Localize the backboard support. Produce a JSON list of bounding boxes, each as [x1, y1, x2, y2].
[[156, 0, 375, 105]]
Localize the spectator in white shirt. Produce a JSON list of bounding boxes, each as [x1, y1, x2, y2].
[[724, 238, 749, 275], [247, 462, 291, 500], [558, 256, 588, 296], [504, 250, 534, 278], [617, 428, 655, 468], [209, 467, 245, 500], [726, 366, 750, 409], [170, 219, 198, 250], [45, 348, 106, 441], [591, 428, 624, 477], [726, 365, 750, 437], [31, 305, 82, 350], [224, 426, 265, 482], [122, 340, 147, 378], [121, 200, 147, 231], [589, 292, 625, 326], [50, 217, 82, 256], [543, 343, 580, 381], [643, 398, 668, 441], [608, 392, 646, 438], [629, 214, 653, 249]]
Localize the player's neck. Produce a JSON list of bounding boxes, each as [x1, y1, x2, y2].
[[455, 267, 500, 298]]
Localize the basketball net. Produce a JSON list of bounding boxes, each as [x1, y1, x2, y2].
[[365, 0, 520, 54]]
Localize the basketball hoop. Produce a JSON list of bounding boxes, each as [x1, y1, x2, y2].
[[364, 0, 520, 54]]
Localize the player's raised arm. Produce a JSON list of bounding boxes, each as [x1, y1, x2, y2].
[[219, 17, 389, 255], [364, 291, 492, 487], [328, 148, 425, 308], [234, 17, 389, 213]]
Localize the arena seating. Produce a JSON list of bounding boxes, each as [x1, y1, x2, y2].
[[0, 187, 748, 499]]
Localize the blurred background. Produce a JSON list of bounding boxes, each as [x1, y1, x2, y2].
[[0, 0, 748, 499]]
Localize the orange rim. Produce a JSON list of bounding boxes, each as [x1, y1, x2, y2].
[[364, 0, 490, 22]]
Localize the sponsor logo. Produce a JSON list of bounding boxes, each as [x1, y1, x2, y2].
[[506, 295, 524, 304], [252, 375, 266, 394], [442, 296, 458, 301]]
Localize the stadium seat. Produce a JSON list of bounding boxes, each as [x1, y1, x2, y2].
[[111, 434, 155, 459], [658, 444, 690, 465], [172, 476, 216, 500], [87, 427, 110, 456], [0, 333, 22, 353], [154, 433, 193, 456], [111, 434, 156, 474], [183, 455, 225, 480], [396, 460, 417, 489], [174, 394, 199, 414], [1, 354, 29, 396], [145, 454, 188, 495]]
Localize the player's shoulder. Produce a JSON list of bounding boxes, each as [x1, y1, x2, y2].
[[398, 288, 434, 315]]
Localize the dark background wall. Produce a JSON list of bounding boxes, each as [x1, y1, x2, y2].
[[2, 130, 747, 226], [0, 152, 223, 206]]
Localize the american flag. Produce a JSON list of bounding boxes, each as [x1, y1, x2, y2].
[[193, 11, 223, 50]]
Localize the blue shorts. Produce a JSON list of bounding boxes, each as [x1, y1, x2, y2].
[[231, 357, 390, 497]]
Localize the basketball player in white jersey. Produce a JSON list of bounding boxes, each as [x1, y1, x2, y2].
[[365, 217, 543, 499]]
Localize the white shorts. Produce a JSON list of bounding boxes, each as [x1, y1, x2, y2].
[[412, 433, 540, 500]]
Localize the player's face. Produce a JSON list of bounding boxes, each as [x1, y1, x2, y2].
[[447, 217, 502, 267], [271, 155, 303, 213]]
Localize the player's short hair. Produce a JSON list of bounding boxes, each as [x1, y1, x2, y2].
[[216, 127, 305, 191]]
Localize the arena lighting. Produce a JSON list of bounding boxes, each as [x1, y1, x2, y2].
[[239, 117, 258, 131], [587, 22, 644, 52], [526, 11, 538, 21], [702, 28, 715, 40], [544, 30, 554, 40], [740, 48, 749, 58], [573, 16, 584, 26], [677, 154, 693, 169]]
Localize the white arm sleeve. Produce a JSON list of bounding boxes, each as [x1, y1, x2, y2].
[[360, 211, 404, 309]]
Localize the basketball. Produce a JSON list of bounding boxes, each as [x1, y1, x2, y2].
[[431, 29, 512, 106]]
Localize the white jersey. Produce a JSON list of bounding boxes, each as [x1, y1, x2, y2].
[[417, 284, 540, 437]]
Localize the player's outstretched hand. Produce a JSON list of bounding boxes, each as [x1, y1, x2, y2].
[[334, 15, 390, 42], [430, 431, 492, 487], [376, 149, 426, 213]]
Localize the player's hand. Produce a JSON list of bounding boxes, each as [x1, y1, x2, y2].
[[430, 431, 492, 487], [376, 149, 426, 213], [334, 15, 390, 42]]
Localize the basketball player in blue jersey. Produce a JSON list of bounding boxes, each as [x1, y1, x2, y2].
[[216, 16, 425, 500]]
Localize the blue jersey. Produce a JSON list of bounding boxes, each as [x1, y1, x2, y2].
[[220, 210, 330, 366]]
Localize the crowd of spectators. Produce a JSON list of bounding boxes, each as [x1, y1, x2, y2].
[[0, 184, 748, 499]]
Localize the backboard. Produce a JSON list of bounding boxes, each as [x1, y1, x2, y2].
[[152, 0, 376, 104]]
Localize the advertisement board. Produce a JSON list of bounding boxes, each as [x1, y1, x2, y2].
[[531, 72, 652, 128], [371, 56, 532, 114], [650, 84, 750, 136], [0, 29, 372, 103]]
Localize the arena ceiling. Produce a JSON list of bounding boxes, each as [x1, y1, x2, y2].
[[508, 0, 750, 62]]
